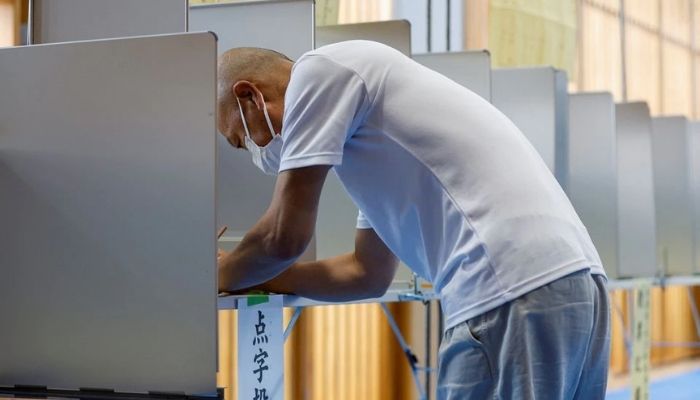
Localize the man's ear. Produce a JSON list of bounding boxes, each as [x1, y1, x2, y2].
[[233, 81, 265, 111], [232, 80, 253, 101]]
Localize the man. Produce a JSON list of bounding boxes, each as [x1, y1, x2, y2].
[[217, 41, 610, 399]]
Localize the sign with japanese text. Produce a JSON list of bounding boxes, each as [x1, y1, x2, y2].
[[238, 294, 284, 400], [630, 280, 651, 400]]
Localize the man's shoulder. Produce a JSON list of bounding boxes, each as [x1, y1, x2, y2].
[[292, 43, 369, 82], [310, 39, 388, 54], [300, 40, 399, 65]]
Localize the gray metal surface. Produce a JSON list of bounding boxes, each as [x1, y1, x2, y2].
[[0, 33, 218, 394], [615, 103, 658, 278], [190, 0, 314, 60], [651, 117, 695, 275], [316, 20, 412, 55], [491, 67, 569, 189], [189, 0, 314, 240], [314, 20, 414, 286], [607, 275, 700, 290], [568, 93, 619, 278], [30, 0, 187, 44], [691, 122, 700, 274], [412, 51, 492, 101]]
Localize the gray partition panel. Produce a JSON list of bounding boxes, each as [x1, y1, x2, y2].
[[651, 117, 695, 275], [691, 122, 700, 273], [568, 93, 619, 278], [30, 0, 187, 44], [412, 51, 492, 101], [615, 103, 658, 278], [492, 67, 569, 189], [0, 33, 217, 394], [190, 0, 314, 60], [316, 20, 412, 55], [189, 0, 314, 241], [314, 20, 414, 286]]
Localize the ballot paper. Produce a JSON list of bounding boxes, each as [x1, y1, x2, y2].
[[238, 294, 284, 400]]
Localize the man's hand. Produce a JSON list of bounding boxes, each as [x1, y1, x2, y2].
[[218, 165, 331, 293]]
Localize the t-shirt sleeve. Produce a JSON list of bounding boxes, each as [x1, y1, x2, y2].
[[278, 54, 368, 172], [356, 210, 372, 230]]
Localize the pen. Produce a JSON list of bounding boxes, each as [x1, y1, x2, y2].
[[217, 225, 228, 239]]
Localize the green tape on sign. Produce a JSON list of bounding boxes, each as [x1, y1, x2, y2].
[[247, 294, 270, 307]]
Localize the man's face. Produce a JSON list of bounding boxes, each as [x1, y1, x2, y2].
[[218, 83, 285, 151], [218, 106, 246, 149]]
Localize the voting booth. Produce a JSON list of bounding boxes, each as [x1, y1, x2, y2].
[[0, 32, 218, 397], [412, 51, 492, 101], [316, 20, 412, 55], [651, 117, 695, 276], [189, 0, 313, 60], [615, 103, 658, 278], [692, 122, 700, 274], [568, 93, 619, 278], [190, 3, 315, 398], [312, 20, 416, 287], [190, 0, 315, 254], [29, 0, 188, 44], [492, 67, 569, 189]]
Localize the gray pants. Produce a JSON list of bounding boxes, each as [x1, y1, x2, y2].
[[437, 269, 610, 400]]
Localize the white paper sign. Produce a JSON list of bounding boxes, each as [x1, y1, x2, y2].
[[630, 280, 651, 400], [237, 294, 284, 400]]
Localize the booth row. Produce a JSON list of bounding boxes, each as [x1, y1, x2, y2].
[[23, 0, 700, 280], [190, 1, 700, 283]]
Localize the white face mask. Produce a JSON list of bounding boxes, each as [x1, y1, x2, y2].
[[236, 95, 283, 176]]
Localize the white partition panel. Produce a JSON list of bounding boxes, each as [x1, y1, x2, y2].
[[492, 67, 569, 189], [412, 51, 492, 101], [189, 1, 314, 250], [651, 117, 695, 275], [615, 103, 658, 278], [691, 122, 700, 273], [316, 20, 412, 55], [314, 21, 414, 287], [0, 33, 217, 394], [30, 0, 187, 44], [568, 93, 619, 278]]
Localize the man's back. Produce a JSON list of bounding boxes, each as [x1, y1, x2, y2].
[[279, 40, 604, 329]]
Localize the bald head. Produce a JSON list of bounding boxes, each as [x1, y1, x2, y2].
[[217, 47, 293, 149], [218, 47, 292, 105]]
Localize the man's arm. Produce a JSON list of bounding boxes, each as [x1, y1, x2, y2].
[[218, 165, 330, 292], [256, 227, 399, 302]]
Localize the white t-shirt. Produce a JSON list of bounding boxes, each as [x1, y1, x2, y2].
[[279, 40, 605, 329]]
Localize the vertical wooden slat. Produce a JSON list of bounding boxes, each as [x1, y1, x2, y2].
[[609, 290, 628, 373], [283, 307, 298, 400], [0, 0, 21, 46], [650, 287, 665, 364], [369, 305, 380, 398], [341, 307, 349, 400], [463, 0, 490, 49], [349, 305, 358, 400], [216, 310, 237, 400], [216, 311, 231, 400]]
